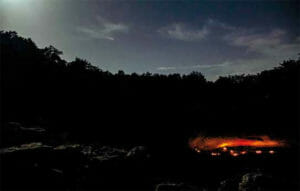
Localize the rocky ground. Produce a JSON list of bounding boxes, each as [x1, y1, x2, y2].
[[1, 122, 299, 191]]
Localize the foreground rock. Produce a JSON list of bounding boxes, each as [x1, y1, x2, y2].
[[218, 170, 280, 191], [238, 172, 272, 191], [0, 142, 51, 154], [0, 142, 150, 190]]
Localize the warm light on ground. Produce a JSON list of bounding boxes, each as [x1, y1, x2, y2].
[[190, 135, 286, 157]]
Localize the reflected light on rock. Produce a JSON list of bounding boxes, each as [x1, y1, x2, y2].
[[231, 152, 239, 157], [211, 152, 221, 156]]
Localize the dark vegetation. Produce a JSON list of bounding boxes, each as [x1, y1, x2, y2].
[[1, 31, 300, 190], [1, 30, 299, 146]]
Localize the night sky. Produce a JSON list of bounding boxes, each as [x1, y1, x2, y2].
[[1, 0, 299, 80]]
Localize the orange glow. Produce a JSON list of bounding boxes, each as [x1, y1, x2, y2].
[[255, 150, 262, 154], [240, 151, 247, 155], [190, 135, 286, 152], [231, 152, 239, 157]]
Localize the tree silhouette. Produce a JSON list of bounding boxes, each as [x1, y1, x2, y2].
[[1, 30, 299, 147]]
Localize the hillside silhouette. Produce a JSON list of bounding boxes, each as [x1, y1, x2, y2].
[[1, 30, 299, 148]]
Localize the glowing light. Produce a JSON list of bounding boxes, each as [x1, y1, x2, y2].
[[216, 136, 283, 148], [269, 150, 275, 154], [231, 152, 239, 157], [189, 135, 286, 152], [211, 152, 221, 156], [255, 150, 262, 154], [240, 151, 247, 155], [194, 148, 201, 153]]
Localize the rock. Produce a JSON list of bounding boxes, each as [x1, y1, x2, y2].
[[54, 144, 81, 150], [93, 154, 120, 162], [0, 142, 52, 154], [238, 172, 271, 191], [218, 178, 238, 191], [1, 142, 152, 190], [155, 182, 201, 191], [2, 122, 47, 147], [81, 145, 93, 155], [91, 145, 127, 157], [52, 144, 129, 163], [88, 146, 127, 162], [218, 170, 273, 191], [20, 126, 46, 133], [7, 122, 46, 133], [155, 182, 184, 191], [126, 146, 149, 159]]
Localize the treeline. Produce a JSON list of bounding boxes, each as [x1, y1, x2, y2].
[[1, 31, 299, 147]]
